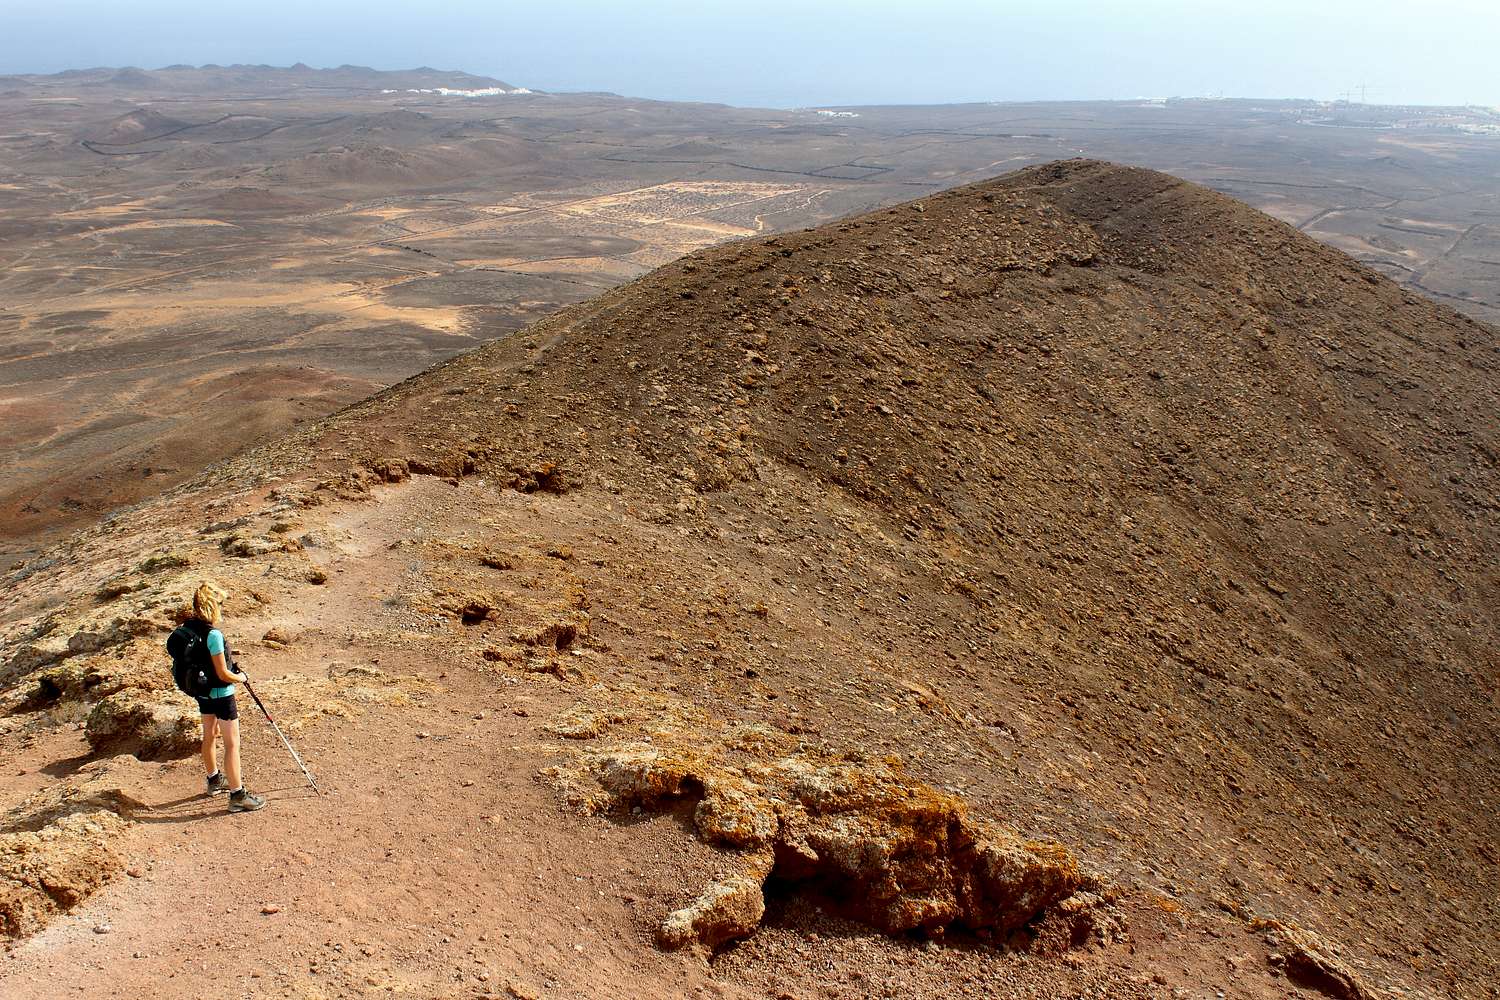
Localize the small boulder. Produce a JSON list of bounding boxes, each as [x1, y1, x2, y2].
[[1025, 888, 1128, 952], [367, 459, 409, 483], [656, 874, 766, 952], [85, 690, 198, 760], [95, 578, 146, 602], [964, 830, 1084, 934], [593, 748, 699, 810], [135, 550, 191, 574], [261, 626, 297, 648]]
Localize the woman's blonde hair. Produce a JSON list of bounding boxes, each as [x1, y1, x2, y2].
[[192, 582, 227, 625]]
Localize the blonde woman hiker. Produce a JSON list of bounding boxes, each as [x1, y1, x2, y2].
[[178, 583, 266, 813]]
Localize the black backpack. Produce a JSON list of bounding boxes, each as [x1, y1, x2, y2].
[[166, 619, 217, 699]]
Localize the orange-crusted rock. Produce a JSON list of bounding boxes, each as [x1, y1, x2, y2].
[[693, 784, 777, 849], [553, 744, 1087, 946], [657, 847, 778, 952], [963, 828, 1085, 934]]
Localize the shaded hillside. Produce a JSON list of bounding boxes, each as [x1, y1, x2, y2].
[[2, 160, 1496, 998]]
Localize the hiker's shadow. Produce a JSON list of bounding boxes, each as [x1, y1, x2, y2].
[[131, 784, 316, 824], [130, 796, 230, 824]]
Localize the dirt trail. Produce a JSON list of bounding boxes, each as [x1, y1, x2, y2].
[[2, 479, 744, 999]]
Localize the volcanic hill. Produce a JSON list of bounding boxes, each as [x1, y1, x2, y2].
[[1, 159, 1496, 999]]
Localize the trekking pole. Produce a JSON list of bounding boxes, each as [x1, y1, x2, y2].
[[239, 672, 323, 796]]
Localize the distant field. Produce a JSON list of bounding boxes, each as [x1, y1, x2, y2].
[[2, 66, 1498, 558]]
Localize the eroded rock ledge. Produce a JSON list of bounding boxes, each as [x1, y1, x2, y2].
[[545, 741, 1113, 953], [0, 761, 149, 940]]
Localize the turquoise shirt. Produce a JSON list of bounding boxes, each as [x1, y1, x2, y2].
[[205, 629, 235, 698]]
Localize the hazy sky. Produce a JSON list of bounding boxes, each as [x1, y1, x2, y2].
[[5, 0, 1498, 108]]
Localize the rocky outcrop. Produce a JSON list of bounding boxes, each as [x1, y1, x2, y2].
[[1262, 920, 1380, 1000], [769, 758, 1084, 938], [220, 533, 299, 557], [2, 614, 166, 690], [85, 688, 199, 760], [0, 761, 150, 941], [548, 744, 1090, 952], [7, 759, 151, 832], [22, 641, 161, 711], [0, 810, 128, 940]]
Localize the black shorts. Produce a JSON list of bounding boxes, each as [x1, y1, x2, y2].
[[194, 693, 239, 721]]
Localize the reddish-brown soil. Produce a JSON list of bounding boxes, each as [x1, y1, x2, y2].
[[1, 160, 1496, 999]]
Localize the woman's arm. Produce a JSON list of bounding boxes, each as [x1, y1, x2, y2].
[[207, 630, 244, 684], [210, 650, 242, 684]]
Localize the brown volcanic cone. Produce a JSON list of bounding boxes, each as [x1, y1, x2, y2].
[[87, 107, 191, 143], [2, 159, 1496, 998]]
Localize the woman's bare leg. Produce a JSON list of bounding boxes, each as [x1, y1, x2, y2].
[[221, 718, 242, 790], [200, 714, 218, 775]]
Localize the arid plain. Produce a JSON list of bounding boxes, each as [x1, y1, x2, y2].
[[3, 65, 1499, 561]]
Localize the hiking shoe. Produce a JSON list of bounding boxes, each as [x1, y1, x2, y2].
[[206, 772, 230, 796], [228, 789, 266, 813]]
